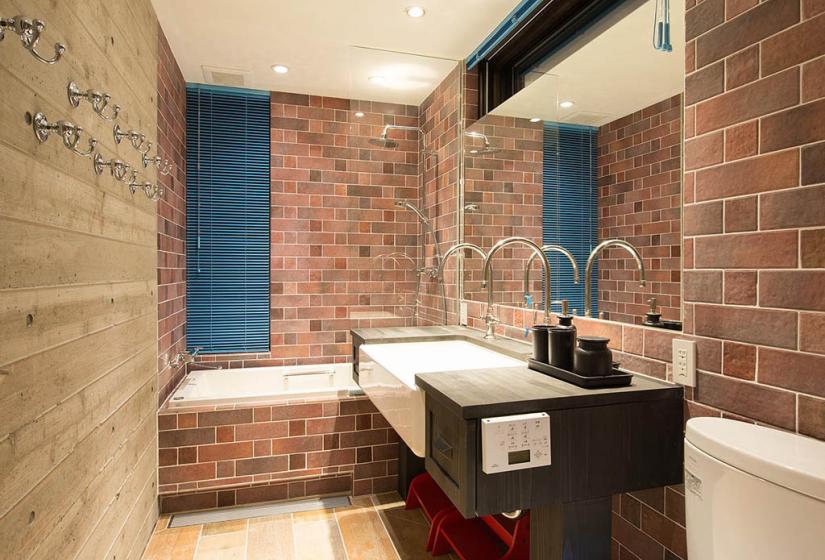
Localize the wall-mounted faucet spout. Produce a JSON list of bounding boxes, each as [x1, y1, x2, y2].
[[584, 239, 646, 318], [523, 245, 580, 306], [482, 237, 552, 339]]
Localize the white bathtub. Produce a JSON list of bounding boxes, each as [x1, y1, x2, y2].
[[167, 363, 360, 409]]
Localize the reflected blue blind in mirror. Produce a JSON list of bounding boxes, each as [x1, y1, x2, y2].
[[186, 84, 270, 353], [542, 122, 598, 316]]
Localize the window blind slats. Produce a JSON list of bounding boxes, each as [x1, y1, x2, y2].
[[542, 122, 598, 316], [186, 84, 271, 354]]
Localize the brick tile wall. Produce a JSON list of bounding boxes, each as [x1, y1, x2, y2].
[[418, 65, 463, 326], [598, 95, 683, 325], [157, 396, 398, 512], [463, 116, 544, 307], [156, 25, 187, 406]]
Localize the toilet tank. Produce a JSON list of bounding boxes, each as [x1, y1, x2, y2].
[[685, 418, 825, 560]]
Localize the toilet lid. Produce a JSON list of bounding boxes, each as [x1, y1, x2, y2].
[[686, 417, 825, 502]]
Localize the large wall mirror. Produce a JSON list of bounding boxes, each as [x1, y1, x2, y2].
[[460, 0, 685, 326]]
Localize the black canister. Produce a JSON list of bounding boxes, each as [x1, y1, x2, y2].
[[531, 324, 551, 364], [548, 314, 576, 371], [574, 336, 613, 377]]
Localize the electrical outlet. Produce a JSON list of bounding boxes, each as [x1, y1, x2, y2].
[[459, 301, 468, 325], [672, 339, 697, 387]]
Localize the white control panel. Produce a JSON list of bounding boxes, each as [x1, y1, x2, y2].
[[481, 412, 551, 474]]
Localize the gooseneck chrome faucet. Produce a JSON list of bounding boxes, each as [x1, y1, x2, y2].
[[482, 237, 552, 339], [437, 242, 488, 279], [584, 239, 646, 318], [522, 244, 580, 306]]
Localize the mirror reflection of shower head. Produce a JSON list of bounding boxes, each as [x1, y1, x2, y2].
[[464, 130, 501, 155]]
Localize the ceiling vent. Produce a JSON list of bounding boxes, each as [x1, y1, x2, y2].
[[561, 111, 612, 127], [201, 65, 250, 87]]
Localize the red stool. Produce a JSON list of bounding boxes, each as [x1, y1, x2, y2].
[[432, 510, 530, 560], [405, 473, 459, 551]]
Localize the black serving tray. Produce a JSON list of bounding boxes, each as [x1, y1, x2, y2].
[[528, 358, 634, 389]]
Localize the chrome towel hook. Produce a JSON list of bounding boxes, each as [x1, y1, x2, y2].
[[142, 152, 173, 175], [113, 124, 147, 150], [93, 153, 130, 181], [0, 16, 65, 64], [67, 81, 120, 120], [30, 112, 96, 157]]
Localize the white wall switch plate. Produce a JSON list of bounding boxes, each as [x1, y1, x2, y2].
[[459, 300, 468, 325], [672, 339, 697, 387]]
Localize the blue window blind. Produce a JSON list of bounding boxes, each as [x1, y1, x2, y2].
[[542, 122, 598, 316], [186, 84, 270, 353]]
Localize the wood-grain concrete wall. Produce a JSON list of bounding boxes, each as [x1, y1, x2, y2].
[[0, 0, 161, 558]]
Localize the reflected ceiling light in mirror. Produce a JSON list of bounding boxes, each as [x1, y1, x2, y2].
[[367, 64, 435, 91], [369, 75, 387, 85], [406, 6, 426, 18], [529, 117, 541, 122], [354, 111, 365, 118], [559, 100, 575, 109], [271, 65, 288, 74]]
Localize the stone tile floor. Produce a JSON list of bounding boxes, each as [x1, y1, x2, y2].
[[142, 492, 459, 559]]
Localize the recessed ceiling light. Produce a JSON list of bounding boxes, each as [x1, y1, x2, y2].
[[529, 117, 541, 123], [559, 100, 575, 109], [369, 75, 386, 85], [406, 6, 425, 18], [272, 65, 288, 74], [354, 111, 365, 118]]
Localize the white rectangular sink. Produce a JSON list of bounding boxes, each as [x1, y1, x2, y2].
[[358, 340, 524, 457]]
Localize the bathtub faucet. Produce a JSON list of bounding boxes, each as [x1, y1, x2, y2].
[[169, 347, 223, 370]]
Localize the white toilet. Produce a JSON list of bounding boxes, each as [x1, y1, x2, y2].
[[685, 417, 825, 559]]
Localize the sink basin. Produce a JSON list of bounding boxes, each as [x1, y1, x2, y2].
[[358, 340, 524, 456]]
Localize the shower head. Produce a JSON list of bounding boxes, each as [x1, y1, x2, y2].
[[369, 124, 422, 149], [395, 200, 430, 225], [464, 130, 502, 155]]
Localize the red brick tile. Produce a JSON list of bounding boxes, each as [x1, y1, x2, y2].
[[695, 1, 800, 67], [306, 449, 356, 468], [683, 271, 723, 304], [217, 460, 234, 478], [236, 482, 289, 505], [759, 347, 825, 397], [159, 448, 177, 467], [271, 403, 324, 420], [306, 475, 351, 496], [694, 304, 797, 348], [159, 427, 215, 448], [686, 0, 725, 41], [802, 56, 825, 102], [695, 372, 796, 429], [804, 0, 825, 18], [683, 201, 722, 235], [761, 185, 825, 230], [159, 462, 216, 484], [723, 271, 757, 305], [799, 396, 825, 439], [694, 149, 799, 201], [253, 407, 271, 422], [236, 455, 289, 476], [723, 196, 757, 233], [158, 414, 177, 431], [722, 342, 756, 380], [640, 505, 687, 559], [802, 142, 825, 185], [761, 13, 825, 75], [761, 99, 825, 153], [612, 514, 664, 560], [178, 413, 197, 429], [271, 435, 323, 454], [198, 409, 253, 427], [801, 229, 825, 268], [760, 271, 825, 312], [724, 121, 757, 161], [218, 490, 236, 508], [178, 447, 197, 464], [685, 63, 724, 105], [235, 421, 289, 441], [198, 442, 253, 462], [373, 443, 399, 461], [665, 486, 686, 526], [289, 420, 306, 436], [684, 132, 723, 170], [339, 399, 378, 415], [306, 416, 356, 434], [694, 231, 798, 269], [339, 429, 388, 448], [801, 312, 825, 355], [160, 491, 217, 514], [216, 425, 234, 443], [726, 0, 758, 19]]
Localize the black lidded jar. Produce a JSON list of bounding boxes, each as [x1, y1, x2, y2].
[[548, 314, 576, 371], [531, 324, 552, 364], [574, 336, 613, 377]]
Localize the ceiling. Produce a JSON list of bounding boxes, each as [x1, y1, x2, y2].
[[152, 0, 521, 105], [491, 0, 685, 127]]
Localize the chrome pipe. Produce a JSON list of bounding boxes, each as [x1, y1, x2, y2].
[[584, 239, 646, 317]]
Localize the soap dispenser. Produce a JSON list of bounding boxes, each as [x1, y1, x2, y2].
[[549, 300, 576, 371], [644, 297, 663, 327]]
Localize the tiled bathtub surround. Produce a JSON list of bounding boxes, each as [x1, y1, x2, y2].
[[597, 95, 683, 325], [157, 396, 399, 513]]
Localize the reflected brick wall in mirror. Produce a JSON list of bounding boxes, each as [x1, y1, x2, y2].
[[597, 95, 683, 324]]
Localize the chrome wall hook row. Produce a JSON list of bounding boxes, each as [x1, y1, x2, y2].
[[113, 124, 147, 150], [67, 81, 120, 120], [0, 16, 65, 64], [142, 153, 173, 175], [29, 111, 97, 157], [145, 182, 164, 201], [93, 153, 130, 181]]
